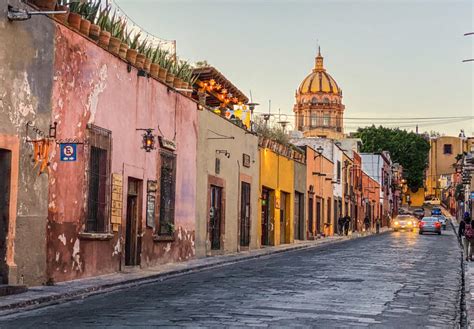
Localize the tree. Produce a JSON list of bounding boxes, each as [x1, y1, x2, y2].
[[354, 126, 430, 189]]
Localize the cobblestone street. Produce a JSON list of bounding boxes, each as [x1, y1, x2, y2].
[[0, 229, 462, 328]]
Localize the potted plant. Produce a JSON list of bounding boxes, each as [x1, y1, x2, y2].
[[186, 75, 198, 96], [80, 1, 100, 37], [97, 7, 111, 48], [119, 27, 131, 60], [67, 1, 82, 31], [157, 49, 169, 82], [88, 2, 102, 42], [149, 47, 161, 78], [165, 59, 175, 85], [135, 38, 148, 70], [126, 32, 141, 65], [108, 14, 125, 56], [54, 0, 69, 24], [142, 45, 153, 73]]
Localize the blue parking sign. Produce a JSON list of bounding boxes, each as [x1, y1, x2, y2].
[[60, 143, 77, 162]]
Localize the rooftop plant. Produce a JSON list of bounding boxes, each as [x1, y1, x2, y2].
[[96, 6, 112, 31], [110, 15, 126, 39], [137, 38, 149, 54], [128, 32, 142, 50], [81, 1, 101, 22]]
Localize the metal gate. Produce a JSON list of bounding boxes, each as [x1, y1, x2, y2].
[[210, 185, 222, 250], [240, 182, 251, 247], [261, 188, 271, 246]]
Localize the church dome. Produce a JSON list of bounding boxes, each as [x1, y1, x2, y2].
[[297, 48, 342, 96]]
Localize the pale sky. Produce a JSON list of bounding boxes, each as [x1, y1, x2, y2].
[[116, 0, 473, 136]]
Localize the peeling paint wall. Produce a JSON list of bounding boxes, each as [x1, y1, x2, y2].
[[47, 23, 197, 282], [0, 1, 54, 285], [195, 110, 259, 257]]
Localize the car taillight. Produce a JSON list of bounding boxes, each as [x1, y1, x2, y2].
[[419, 221, 425, 228], [435, 222, 441, 228]]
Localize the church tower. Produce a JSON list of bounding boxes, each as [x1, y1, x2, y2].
[[293, 48, 345, 139]]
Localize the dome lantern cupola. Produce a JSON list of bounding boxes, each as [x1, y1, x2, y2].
[[314, 46, 325, 72]]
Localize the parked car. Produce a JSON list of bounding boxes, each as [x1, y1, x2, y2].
[[433, 214, 447, 230], [413, 208, 425, 219], [418, 217, 442, 235], [393, 215, 417, 232], [431, 207, 442, 216], [425, 198, 441, 205]]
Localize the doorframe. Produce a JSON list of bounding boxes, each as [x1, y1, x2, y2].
[[207, 175, 226, 254], [0, 135, 19, 284], [125, 177, 142, 266]]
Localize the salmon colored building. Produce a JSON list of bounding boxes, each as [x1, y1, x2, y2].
[[361, 171, 381, 229], [303, 146, 336, 237]]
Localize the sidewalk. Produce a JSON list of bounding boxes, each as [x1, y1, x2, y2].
[[0, 228, 390, 316], [445, 209, 471, 328]]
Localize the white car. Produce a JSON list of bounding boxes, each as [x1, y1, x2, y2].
[[425, 198, 441, 205], [434, 215, 447, 229]]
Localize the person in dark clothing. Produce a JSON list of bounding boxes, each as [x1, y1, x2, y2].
[[364, 216, 370, 232], [459, 212, 473, 261], [344, 216, 350, 236], [338, 217, 345, 236]]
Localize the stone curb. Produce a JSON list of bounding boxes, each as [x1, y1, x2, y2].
[[0, 229, 390, 317], [445, 212, 468, 329]]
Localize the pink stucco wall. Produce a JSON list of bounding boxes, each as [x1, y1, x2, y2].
[[47, 24, 197, 282]]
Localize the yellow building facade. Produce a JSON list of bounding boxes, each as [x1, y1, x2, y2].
[[259, 147, 295, 246], [426, 136, 474, 197]]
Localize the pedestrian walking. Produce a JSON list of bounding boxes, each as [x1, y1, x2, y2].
[[364, 216, 370, 233], [338, 216, 345, 236], [344, 216, 350, 236], [459, 212, 474, 261], [375, 218, 380, 234]]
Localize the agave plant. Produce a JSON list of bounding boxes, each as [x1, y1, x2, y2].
[[128, 32, 142, 50], [137, 38, 149, 54], [81, 1, 101, 22], [144, 45, 154, 60], [110, 15, 126, 39], [152, 47, 169, 66], [68, 0, 82, 13], [96, 6, 112, 31]]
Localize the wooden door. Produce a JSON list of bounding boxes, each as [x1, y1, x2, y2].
[[125, 178, 141, 266]]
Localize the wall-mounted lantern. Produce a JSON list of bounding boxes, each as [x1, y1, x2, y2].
[[314, 146, 324, 159], [216, 149, 230, 158], [137, 128, 155, 152]]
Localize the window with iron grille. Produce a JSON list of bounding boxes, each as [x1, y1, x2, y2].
[[159, 151, 177, 235], [86, 125, 112, 233]]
